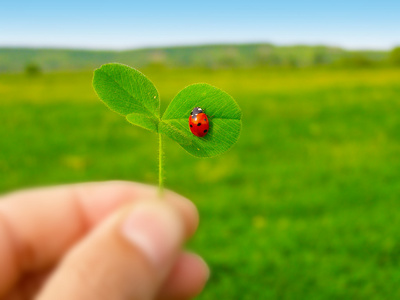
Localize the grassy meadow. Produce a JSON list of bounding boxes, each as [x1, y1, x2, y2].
[[1, 66, 400, 299]]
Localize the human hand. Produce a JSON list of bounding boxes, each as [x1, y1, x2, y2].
[[0, 181, 209, 299]]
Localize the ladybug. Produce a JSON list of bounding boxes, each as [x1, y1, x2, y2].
[[189, 107, 209, 137]]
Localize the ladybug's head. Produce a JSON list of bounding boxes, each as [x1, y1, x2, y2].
[[191, 107, 203, 117]]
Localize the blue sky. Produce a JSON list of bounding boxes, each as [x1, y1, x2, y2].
[[1, 0, 399, 50]]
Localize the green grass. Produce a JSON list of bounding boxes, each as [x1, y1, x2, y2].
[[1, 67, 400, 299]]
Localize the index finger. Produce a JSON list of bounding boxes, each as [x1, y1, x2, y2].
[[0, 181, 198, 296]]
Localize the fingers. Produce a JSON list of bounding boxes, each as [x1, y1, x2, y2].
[[2, 268, 51, 300], [37, 200, 202, 300], [157, 252, 209, 300], [3, 253, 210, 300], [0, 181, 198, 296]]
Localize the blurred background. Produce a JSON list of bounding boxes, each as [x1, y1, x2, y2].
[[1, 1, 400, 298]]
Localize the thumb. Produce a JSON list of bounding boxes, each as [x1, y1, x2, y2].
[[37, 200, 188, 300]]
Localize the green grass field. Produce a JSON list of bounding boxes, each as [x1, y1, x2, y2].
[[1, 67, 400, 299]]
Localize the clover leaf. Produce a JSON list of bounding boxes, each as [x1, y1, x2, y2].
[[160, 83, 241, 157], [93, 64, 160, 132], [93, 63, 242, 193]]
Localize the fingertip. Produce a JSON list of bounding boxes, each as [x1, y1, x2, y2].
[[158, 252, 209, 300], [121, 200, 185, 269], [75, 182, 199, 237], [163, 190, 199, 238], [75, 181, 158, 225]]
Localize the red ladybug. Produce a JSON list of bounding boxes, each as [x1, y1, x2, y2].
[[189, 107, 209, 137]]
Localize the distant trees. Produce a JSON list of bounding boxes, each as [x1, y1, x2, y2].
[[336, 53, 374, 68], [5, 45, 400, 73], [266, 53, 284, 66], [25, 62, 41, 76], [146, 50, 167, 70], [389, 47, 400, 66], [216, 47, 240, 68], [313, 50, 330, 65]]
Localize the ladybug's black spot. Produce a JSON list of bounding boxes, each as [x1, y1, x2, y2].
[[204, 119, 206, 121], [204, 129, 208, 133], [190, 124, 192, 128], [197, 123, 201, 126]]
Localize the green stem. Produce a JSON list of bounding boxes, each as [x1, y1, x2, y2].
[[158, 132, 164, 197]]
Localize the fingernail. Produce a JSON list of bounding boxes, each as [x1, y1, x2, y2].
[[121, 202, 182, 267]]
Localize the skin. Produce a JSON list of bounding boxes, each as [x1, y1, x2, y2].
[[0, 181, 209, 300]]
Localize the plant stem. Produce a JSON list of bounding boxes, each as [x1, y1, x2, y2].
[[158, 132, 164, 197]]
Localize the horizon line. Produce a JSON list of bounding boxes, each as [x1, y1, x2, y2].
[[0, 41, 396, 52]]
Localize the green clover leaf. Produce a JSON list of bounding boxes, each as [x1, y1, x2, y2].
[[93, 63, 160, 132], [160, 83, 241, 157], [93, 63, 242, 192]]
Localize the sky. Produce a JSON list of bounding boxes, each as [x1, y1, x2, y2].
[[1, 0, 399, 50]]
